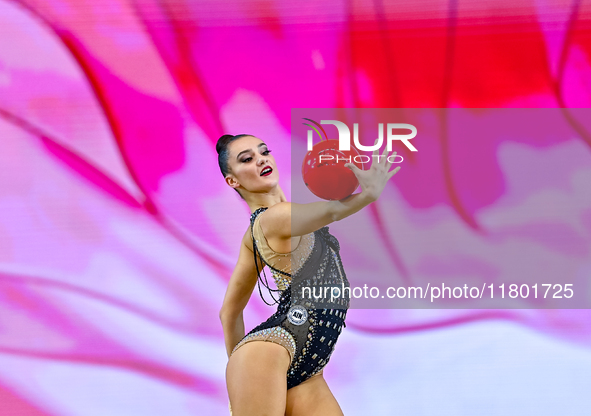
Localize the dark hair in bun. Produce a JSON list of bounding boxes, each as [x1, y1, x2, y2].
[[216, 134, 252, 200]]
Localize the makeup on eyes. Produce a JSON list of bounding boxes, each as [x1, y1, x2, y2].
[[236, 142, 269, 160], [239, 148, 271, 163]]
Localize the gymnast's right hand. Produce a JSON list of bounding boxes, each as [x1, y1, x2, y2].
[[344, 140, 401, 202]]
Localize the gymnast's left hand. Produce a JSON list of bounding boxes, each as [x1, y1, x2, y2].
[[344, 141, 401, 202]]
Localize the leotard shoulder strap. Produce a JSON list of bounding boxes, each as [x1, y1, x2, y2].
[[250, 207, 283, 305]]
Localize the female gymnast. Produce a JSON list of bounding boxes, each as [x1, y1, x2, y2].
[[218, 134, 400, 415]]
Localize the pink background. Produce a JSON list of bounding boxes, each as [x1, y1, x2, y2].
[[1, 0, 591, 414]]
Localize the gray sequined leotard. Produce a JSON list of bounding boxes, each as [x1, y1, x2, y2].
[[231, 207, 350, 389]]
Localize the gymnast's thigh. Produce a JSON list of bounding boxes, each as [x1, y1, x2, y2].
[[285, 373, 344, 416], [226, 341, 291, 415]]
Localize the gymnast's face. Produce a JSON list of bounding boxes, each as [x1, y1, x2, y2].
[[225, 135, 278, 194]]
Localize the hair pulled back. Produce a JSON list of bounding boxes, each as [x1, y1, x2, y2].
[[216, 134, 253, 199]]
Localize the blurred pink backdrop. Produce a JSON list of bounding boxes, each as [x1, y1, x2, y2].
[[1, 0, 591, 414]]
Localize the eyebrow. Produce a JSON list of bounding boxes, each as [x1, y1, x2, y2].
[[236, 143, 267, 159]]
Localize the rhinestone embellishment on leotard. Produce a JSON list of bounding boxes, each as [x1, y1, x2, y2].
[[235, 209, 350, 390], [251, 208, 315, 292], [231, 326, 297, 364]]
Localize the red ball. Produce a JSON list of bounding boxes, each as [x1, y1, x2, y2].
[[302, 139, 365, 200]]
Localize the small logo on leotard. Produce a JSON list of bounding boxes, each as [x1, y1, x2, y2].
[[287, 305, 308, 326]]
